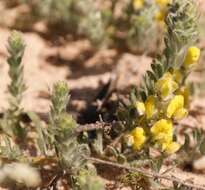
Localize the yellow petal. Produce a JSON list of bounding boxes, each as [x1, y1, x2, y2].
[[145, 96, 156, 119], [167, 95, 184, 118], [151, 119, 173, 143], [179, 86, 190, 107], [184, 46, 200, 67], [164, 142, 181, 154], [131, 127, 146, 151], [134, 101, 145, 116], [156, 133, 173, 144], [173, 108, 188, 120], [173, 69, 182, 83], [133, 0, 144, 10], [132, 136, 146, 150], [131, 127, 145, 138], [155, 0, 172, 7], [155, 10, 166, 22], [161, 81, 171, 98], [155, 72, 178, 99]]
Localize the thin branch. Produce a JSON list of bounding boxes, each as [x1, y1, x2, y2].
[[86, 156, 205, 190], [76, 121, 118, 133]]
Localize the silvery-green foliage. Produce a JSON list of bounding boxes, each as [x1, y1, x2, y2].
[[7, 31, 26, 109], [80, 11, 106, 46], [0, 31, 26, 138], [25, 0, 103, 38], [48, 82, 87, 169], [164, 0, 199, 69], [48, 81, 104, 189], [75, 168, 105, 190], [0, 136, 22, 161], [126, 4, 158, 52], [139, 0, 199, 100], [50, 81, 70, 124]]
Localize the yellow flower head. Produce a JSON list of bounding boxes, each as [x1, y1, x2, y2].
[[131, 127, 146, 151], [162, 141, 181, 154], [184, 46, 200, 68], [133, 0, 144, 10], [155, 72, 178, 99], [167, 95, 188, 120], [134, 101, 145, 116], [155, 0, 172, 8], [145, 96, 156, 119], [151, 119, 173, 144]]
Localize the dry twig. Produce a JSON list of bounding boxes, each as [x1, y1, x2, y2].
[[76, 121, 117, 133], [86, 157, 205, 190]]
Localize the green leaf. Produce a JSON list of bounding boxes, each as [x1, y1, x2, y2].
[[183, 133, 190, 151], [151, 156, 164, 172], [27, 111, 48, 155], [117, 154, 127, 164], [106, 146, 118, 157], [140, 90, 147, 102], [200, 138, 205, 155], [130, 87, 138, 103], [147, 71, 157, 82]]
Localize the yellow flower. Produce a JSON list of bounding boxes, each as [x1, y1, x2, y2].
[[151, 119, 180, 153], [162, 141, 181, 154], [151, 119, 173, 144], [155, 0, 172, 8], [134, 101, 145, 116], [131, 127, 146, 151], [172, 69, 182, 83], [145, 96, 156, 119], [133, 0, 144, 10], [155, 10, 166, 23], [184, 46, 200, 68], [155, 72, 178, 99], [177, 86, 190, 107], [167, 95, 188, 120]]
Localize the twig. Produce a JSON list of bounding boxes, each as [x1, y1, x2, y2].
[[76, 121, 118, 133], [194, 67, 205, 73], [85, 156, 205, 190]]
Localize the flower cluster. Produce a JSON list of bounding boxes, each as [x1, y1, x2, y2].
[[126, 46, 200, 154], [155, 0, 172, 25], [131, 0, 171, 32], [133, 0, 144, 10]]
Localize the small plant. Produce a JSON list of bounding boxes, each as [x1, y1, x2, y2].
[[0, 31, 42, 189], [3, 0, 169, 52], [98, 0, 202, 188], [42, 81, 104, 189], [48, 82, 88, 171], [0, 32, 104, 189], [19, 0, 105, 41], [0, 31, 26, 139], [118, 0, 200, 156], [88, 0, 172, 52]]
